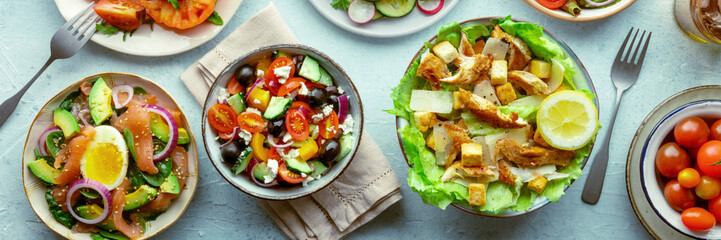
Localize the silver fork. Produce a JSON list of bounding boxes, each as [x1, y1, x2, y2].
[[582, 28, 652, 204], [0, 3, 100, 128]]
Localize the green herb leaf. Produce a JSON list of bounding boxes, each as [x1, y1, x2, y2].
[[133, 86, 148, 95], [207, 11, 223, 25], [45, 188, 76, 228], [96, 23, 120, 35], [168, 0, 180, 10], [711, 160, 721, 166], [123, 128, 137, 161], [331, 0, 351, 10], [60, 90, 81, 111]]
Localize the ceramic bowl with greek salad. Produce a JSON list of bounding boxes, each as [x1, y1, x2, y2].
[[202, 44, 363, 200], [523, 0, 636, 22], [389, 16, 600, 216], [22, 73, 199, 240]]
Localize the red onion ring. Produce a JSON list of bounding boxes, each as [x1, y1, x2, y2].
[[298, 105, 312, 119], [141, 105, 178, 161], [219, 126, 240, 150], [338, 94, 350, 123], [111, 85, 134, 109], [250, 163, 279, 188], [66, 179, 112, 225], [38, 127, 61, 156], [584, 0, 615, 7], [245, 78, 265, 102], [77, 108, 91, 127], [267, 134, 293, 149]]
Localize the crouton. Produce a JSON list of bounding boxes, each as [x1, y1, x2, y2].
[[461, 143, 484, 167], [413, 111, 437, 133], [426, 131, 436, 150], [495, 82, 517, 105], [529, 60, 551, 79], [534, 128, 550, 147], [528, 176, 548, 194], [472, 39, 486, 55], [432, 41, 459, 64], [453, 91, 465, 109], [490, 60, 508, 85], [468, 183, 487, 206]]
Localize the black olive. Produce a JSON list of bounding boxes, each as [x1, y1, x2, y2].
[[328, 95, 339, 113], [221, 141, 243, 164], [235, 64, 255, 86], [308, 88, 329, 109], [293, 56, 305, 76], [317, 139, 341, 163], [268, 119, 285, 138], [326, 86, 339, 96]]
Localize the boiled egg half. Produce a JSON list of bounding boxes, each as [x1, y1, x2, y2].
[[80, 125, 129, 191]]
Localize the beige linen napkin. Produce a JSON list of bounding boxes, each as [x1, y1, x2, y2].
[[180, 3, 402, 239]]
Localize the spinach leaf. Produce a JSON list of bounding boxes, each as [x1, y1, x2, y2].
[[123, 129, 137, 161], [331, 0, 351, 10], [127, 163, 147, 188], [45, 130, 65, 157], [167, 0, 180, 10], [141, 158, 173, 187], [91, 233, 110, 240], [60, 90, 81, 111], [133, 86, 148, 95], [207, 11, 223, 25], [79, 188, 100, 199], [96, 23, 120, 35], [45, 187, 76, 229], [99, 229, 130, 240], [34, 148, 55, 166]]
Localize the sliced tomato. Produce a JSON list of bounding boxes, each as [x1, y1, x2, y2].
[[267, 147, 282, 162], [137, 0, 216, 29], [94, 0, 146, 31], [319, 111, 339, 139], [538, 0, 567, 9], [277, 77, 306, 96], [227, 75, 244, 95], [279, 161, 307, 184], [218, 130, 236, 140], [286, 109, 310, 140], [207, 104, 237, 133], [237, 112, 265, 133], [304, 81, 326, 90], [265, 57, 295, 95]]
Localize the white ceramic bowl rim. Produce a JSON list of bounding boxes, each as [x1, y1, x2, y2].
[[640, 100, 721, 239]]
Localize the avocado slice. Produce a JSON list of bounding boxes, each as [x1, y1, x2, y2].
[[123, 185, 159, 210], [150, 114, 190, 145], [53, 108, 79, 138], [159, 173, 180, 194], [89, 78, 113, 125], [27, 159, 60, 184], [75, 204, 116, 231]]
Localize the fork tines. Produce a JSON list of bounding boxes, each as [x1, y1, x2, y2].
[[63, 3, 102, 41], [615, 28, 652, 66]]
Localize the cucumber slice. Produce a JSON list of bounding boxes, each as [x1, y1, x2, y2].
[[252, 162, 268, 181], [375, 0, 415, 18], [263, 97, 292, 120], [299, 56, 321, 82], [308, 160, 328, 178], [336, 134, 354, 162], [227, 93, 247, 114], [286, 157, 313, 174], [372, 10, 384, 21], [318, 67, 334, 86], [232, 147, 254, 175]]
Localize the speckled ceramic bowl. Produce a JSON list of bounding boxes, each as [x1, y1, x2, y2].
[[396, 17, 598, 217], [202, 44, 364, 200], [523, 0, 636, 22], [634, 86, 721, 239], [22, 73, 199, 240]]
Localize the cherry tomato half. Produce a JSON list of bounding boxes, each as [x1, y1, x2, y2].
[[696, 175, 721, 200], [537, 0, 568, 9], [277, 77, 306, 96], [137, 0, 216, 29], [267, 147, 282, 162], [675, 117, 710, 148], [291, 101, 315, 118], [681, 207, 716, 231], [265, 57, 295, 95], [712, 119, 721, 141], [207, 104, 237, 133], [709, 195, 721, 223], [218, 130, 236, 140], [286, 109, 310, 140], [319, 111, 339, 139], [227, 75, 244, 95], [237, 112, 265, 133], [678, 168, 701, 188], [698, 140, 721, 177], [94, 0, 146, 31], [656, 142, 691, 178], [665, 180, 697, 212], [278, 161, 307, 184]]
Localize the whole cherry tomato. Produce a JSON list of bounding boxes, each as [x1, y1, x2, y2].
[[665, 180, 697, 212], [698, 140, 721, 178], [681, 207, 716, 231], [675, 117, 710, 148], [708, 195, 721, 223], [711, 119, 721, 141], [696, 175, 721, 200], [656, 142, 691, 178], [678, 168, 701, 188]]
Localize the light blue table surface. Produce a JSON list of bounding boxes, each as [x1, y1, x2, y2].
[[2, 0, 716, 239]]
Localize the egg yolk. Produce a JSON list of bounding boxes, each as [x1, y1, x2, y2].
[[85, 143, 124, 185]]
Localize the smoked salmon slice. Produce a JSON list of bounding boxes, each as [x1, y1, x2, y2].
[[112, 106, 158, 174], [54, 126, 96, 186]]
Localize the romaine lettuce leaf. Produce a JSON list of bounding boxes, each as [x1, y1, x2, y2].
[[461, 23, 490, 45], [386, 55, 425, 124], [438, 22, 462, 48]]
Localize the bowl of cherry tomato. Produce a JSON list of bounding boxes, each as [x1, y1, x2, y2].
[[642, 98, 721, 238], [201, 44, 363, 200]]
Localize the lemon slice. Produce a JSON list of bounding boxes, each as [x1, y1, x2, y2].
[[537, 90, 598, 150]]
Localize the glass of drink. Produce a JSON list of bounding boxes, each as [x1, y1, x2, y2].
[[675, 0, 721, 44]]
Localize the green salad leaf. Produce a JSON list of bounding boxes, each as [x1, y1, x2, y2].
[[45, 187, 76, 228], [96, 23, 120, 35], [461, 23, 491, 45], [331, 0, 352, 10], [438, 22, 462, 48], [207, 11, 223, 25], [168, 0, 180, 10]]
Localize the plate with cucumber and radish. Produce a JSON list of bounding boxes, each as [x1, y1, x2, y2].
[[309, 0, 459, 38]]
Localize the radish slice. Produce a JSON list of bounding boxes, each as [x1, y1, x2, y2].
[[348, 0, 376, 24], [418, 0, 444, 15]]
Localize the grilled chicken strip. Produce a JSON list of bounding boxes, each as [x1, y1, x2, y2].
[[443, 122, 474, 149], [490, 26, 532, 70], [458, 31, 475, 57], [441, 54, 492, 86], [417, 51, 451, 89], [455, 88, 527, 129], [496, 139, 576, 168], [497, 159, 517, 185], [440, 161, 496, 182], [508, 71, 551, 95]]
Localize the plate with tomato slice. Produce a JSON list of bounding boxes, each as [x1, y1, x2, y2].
[[628, 85, 721, 239], [53, 0, 243, 56], [522, 0, 636, 22]]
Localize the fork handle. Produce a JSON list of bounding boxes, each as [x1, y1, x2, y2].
[[581, 89, 625, 204], [0, 58, 54, 129]]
